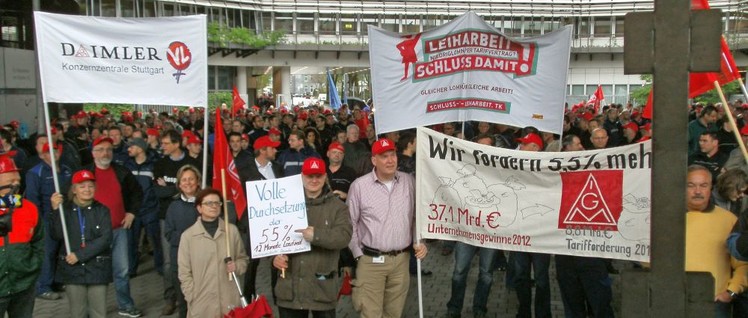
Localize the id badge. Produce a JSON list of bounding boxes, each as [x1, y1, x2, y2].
[[372, 256, 385, 264]]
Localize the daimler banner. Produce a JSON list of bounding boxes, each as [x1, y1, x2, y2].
[[34, 12, 207, 107], [369, 12, 571, 134], [416, 127, 652, 262]]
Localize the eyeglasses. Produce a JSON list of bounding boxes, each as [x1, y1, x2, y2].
[[201, 201, 222, 208], [93, 148, 113, 153]]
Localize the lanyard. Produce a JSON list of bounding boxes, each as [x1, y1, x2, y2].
[[77, 207, 86, 248]]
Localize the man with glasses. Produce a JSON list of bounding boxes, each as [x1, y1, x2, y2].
[[85, 137, 143, 317], [153, 129, 199, 315]]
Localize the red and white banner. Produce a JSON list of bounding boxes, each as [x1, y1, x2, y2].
[[416, 127, 652, 262], [34, 12, 207, 107], [370, 12, 571, 135]]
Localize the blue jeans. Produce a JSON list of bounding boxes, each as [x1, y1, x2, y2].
[[512, 252, 551, 318], [128, 211, 163, 275], [555, 255, 613, 318], [36, 218, 60, 295], [447, 242, 498, 315], [113, 228, 135, 310]]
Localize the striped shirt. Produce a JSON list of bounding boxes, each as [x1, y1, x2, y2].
[[347, 170, 415, 258]]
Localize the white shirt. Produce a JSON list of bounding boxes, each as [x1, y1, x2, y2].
[[255, 159, 276, 180]]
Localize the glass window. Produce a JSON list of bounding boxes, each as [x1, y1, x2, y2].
[[297, 13, 315, 34], [586, 85, 598, 96], [320, 14, 337, 35], [615, 16, 625, 37], [572, 85, 585, 96], [274, 12, 293, 33], [381, 15, 399, 33], [423, 15, 443, 30], [593, 17, 612, 37], [504, 18, 521, 37], [216, 66, 236, 90], [615, 84, 629, 104], [361, 15, 378, 35], [208, 66, 216, 90], [403, 15, 421, 34], [544, 18, 561, 34], [262, 12, 272, 32], [485, 16, 503, 30], [340, 14, 357, 35], [524, 18, 543, 36], [577, 17, 590, 37], [602, 85, 613, 98]]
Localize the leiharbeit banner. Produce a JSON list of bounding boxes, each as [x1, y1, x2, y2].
[[245, 175, 311, 259], [416, 127, 651, 262], [369, 12, 571, 135], [34, 12, 207, 107]]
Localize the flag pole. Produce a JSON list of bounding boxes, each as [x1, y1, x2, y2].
[[202, 108, 208, 189], [221, 168, 232, 281], [43, 102, 71, 255], [714, 81, 748, 165], [738, 78, 748, 104]]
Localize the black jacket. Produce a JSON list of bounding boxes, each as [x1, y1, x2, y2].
[[84, 163, 144, 216], [235, 155, 284, 233], [50, 201, 113, 285]]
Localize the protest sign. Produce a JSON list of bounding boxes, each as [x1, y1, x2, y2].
[[369, 11, 571, 135], [245, 175, 311, 258], [416, 127, 651, 262]]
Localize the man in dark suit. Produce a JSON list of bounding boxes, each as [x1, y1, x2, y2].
[[236, 135, 284, 298]]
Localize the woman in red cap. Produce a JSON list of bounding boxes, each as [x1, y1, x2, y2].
[[50, 170, 113, 318]]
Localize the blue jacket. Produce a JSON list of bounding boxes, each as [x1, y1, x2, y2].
[[164, 197, 199, 272], [124, 156, 159, 214], [25, 162, 73, 215], [50, 201, 113, 285], [277, 146, 321, 176]]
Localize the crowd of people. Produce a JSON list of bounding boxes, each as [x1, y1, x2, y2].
[[0, 96, 747, 317]]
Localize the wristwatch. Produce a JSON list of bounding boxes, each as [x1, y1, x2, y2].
[[728, 290, 738, 298]]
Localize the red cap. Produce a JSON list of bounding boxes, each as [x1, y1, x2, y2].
[[188, 107, 195, 113], [241, 133, 249, 141], [92, 137, 113, 147], [580, 112, 595, 122], [9, 120, 20, 129], [641, 123, 652, 132], [172, 107, 179, 114], [631, 111, 640, 118], [328, 141, 345, 153], [740, 125, 748, 136], [100, 108, 109, 115], [42, 143, 63, 154], [51, 127, 58, 135], [516, 133, 544, 149], [623, 122, 639, 133], [372, 138, 396, 156], [323, 109, 332, 115], [0, 154, 20, 174], [186, 135, 201, 145], [72, 170, 95, 184], [268, 127, 281, 136], [298, 113, 308, 121], [146, 128, 160, 137], [301, 157, 326, 175], [253, 135, 280, 150], [182, 130, 194, 138]]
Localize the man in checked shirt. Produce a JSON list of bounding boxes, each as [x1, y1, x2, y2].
[[347, 138, 428, 318]]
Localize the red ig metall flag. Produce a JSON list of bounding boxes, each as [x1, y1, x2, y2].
[[212, 111, 247, 219]]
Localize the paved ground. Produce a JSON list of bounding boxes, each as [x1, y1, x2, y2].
[[32, 241, 624, 317]]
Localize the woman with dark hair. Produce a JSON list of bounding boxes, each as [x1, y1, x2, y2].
[[304, 127, 323, 153], [178, 188, 249, 318], [164, 165, 202, 318], [713, 168, 748, 215]]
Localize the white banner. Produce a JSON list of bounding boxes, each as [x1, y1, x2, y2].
[[245, 175, 311, 258], [34, 12, 207, 107], [416, 127, 651, 262], [370, 12, 571, 135]]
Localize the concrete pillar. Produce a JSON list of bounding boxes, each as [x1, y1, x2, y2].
[[236, 66, 249, 105], [273, 66, 291, 108]]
